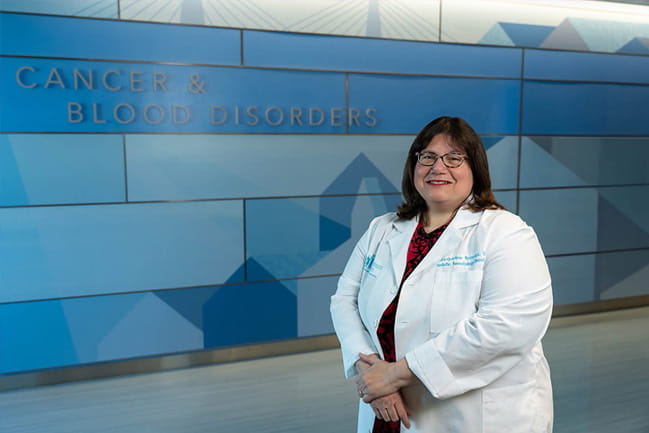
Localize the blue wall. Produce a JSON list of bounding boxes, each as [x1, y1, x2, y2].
[[1, 1, 649, 375]]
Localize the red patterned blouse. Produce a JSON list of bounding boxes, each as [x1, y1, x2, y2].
[[372, 220, 449, 433]]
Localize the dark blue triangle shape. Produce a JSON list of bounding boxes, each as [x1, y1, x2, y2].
[[320, 214, 351, 251], [154, 286, 219, 330], [500, 23, 555, 47], [202, 259, 297, 348], [617, 38, 649, 55], [481, 136, 504, 151]]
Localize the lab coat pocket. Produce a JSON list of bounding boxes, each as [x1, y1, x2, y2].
[[429, 270, 482, 333], [482, 381, 540, 433]]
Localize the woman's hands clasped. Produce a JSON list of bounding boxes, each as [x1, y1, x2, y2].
[[355, 353, 413, 428]]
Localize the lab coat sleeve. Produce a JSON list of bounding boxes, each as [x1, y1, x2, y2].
[[405, 213, 553, 399], [330, 217, 383, 379]]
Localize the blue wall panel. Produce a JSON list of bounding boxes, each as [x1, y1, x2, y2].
[[520, 186, 649, 256], [126, 134, 405, 201], [0, 201, 244, 303], [1, 57, 347, 133], [598, 185, 649, 237], [0, 300, 78, 373], [0, 134, 125, 206], [524, 49, 649, 84], [596, 250, 649, 300], [0, 12, 240, 64], [486, 136, 518, 190], [547, 255, 596, 305], [494, 190, 517, 212], [245, 194, 402, 280], [522, 81, 649, 136], [519, 188, 599, 255], [348, 74, 520, 134], [297, 276, 338, 337], [0, 1, 118, 17], [202, 276, 297, 348], [521, 136, 649, 188], [244, 30, 522, 77]]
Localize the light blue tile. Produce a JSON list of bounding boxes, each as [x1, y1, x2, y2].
[[297, 276, 338, 337], [0, 300, 78, 373], [522, 137, 649, 188], [494, 190, 517, 212], [522, 81, 649, 136], [349, 74, 520, 134], [96, 292, 203, 362], [0, 134, 125, 206], [61, 292, 150, 364], [547, 255, 596, 305], [0, 201, 244, 303], [525, 49, 649, 84], [597, 250, 649, 300], [598, 185, 649, 235], [1, 57, 346, 133], [245, 194, 401, 280], [0, 1, 117, 17], [0, 13, 240, 64], [244, 31, 522, 77], [520, 137, 589, 188], [486, 136, 518, 190], [519, 188, 599, 255], [126, 134, 406, 201]]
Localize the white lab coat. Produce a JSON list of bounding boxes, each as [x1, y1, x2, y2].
[[330, 207, 553, 433]]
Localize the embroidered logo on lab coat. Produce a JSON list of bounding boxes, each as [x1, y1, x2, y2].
[[363, 254, 383, 277]]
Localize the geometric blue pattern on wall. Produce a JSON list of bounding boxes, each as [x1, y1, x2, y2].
[[0, 134, 125, 207], [500, 23, 554, 47], [0, 300, 77, 373], [323, 153, 398, 196], [320, 153, 398, 250], [320, 214, 351, 252], [202, 259, 297, 348], [481, 136, 504, 151], [96, 293, 203, 362], [479, 23, 514, 46], [595, 250, 649, 300], [619, 38, 649, 55], [0, 136, 28, 205], [61, 293, 147, 364], [597, 195, 649, 252], [540, 19, 589, 51], [546, 255, 596, 305], [154, 286, 219, 330]]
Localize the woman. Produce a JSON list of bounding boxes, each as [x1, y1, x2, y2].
[[330, 117, 553, 433]]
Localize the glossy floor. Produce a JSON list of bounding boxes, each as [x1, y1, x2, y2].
[[1, 307, 648, 433]]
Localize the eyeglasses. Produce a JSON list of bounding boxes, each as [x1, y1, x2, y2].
[[416, 151, 468, 168]]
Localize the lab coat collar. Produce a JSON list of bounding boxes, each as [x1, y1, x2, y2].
[[385, 206, 482, 287], [390, 205, 482, 233]]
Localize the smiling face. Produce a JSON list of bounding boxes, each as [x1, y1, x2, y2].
[[414, 133, 474, 215]]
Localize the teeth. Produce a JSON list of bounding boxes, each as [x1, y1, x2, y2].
[[428, 181, 450, 184]]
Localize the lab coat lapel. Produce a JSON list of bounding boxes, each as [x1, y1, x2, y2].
[[386, 217, 418, 287]]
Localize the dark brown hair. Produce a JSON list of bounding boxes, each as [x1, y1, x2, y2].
[[397, 116, 504, 221]]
